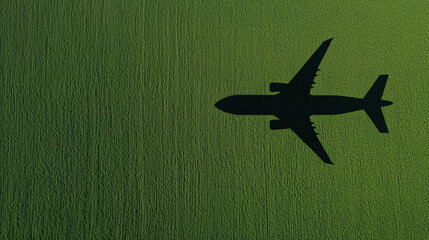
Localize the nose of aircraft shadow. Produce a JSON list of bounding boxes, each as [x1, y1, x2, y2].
[[215, 98, 227, 111]]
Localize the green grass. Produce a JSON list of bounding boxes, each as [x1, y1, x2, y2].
[[1, 1, 428, 239]]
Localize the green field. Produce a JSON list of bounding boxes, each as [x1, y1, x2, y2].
[[2, 1, 428, 239]]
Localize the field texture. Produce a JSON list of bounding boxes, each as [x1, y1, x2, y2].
[[2, 1, 428, 239]]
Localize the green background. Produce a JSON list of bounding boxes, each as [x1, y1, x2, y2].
[[2, 1, 428, 239]]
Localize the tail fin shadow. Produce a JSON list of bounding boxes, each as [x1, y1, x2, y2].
[[363, 75, 392, 133]]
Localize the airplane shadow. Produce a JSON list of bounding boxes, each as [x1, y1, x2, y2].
[[214, 39, 392, 164]]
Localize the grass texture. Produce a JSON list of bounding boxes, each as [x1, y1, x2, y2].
[[1, 1, 428, 239]]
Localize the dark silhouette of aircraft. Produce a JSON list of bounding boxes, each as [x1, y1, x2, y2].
[[215, 38, 392, 164]]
